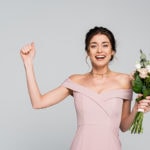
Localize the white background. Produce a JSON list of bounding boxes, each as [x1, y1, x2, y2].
[[1, 0, 150, 149]]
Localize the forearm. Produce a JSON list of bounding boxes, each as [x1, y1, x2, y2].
[[24, 61, 42, 108], [120, 104, 137, 132]]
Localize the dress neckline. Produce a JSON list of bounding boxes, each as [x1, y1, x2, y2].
[[67, 78, 132, 96]]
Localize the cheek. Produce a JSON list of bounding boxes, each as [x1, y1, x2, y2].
[[108, 50, 114, 56], [87, 53, 95, 62], [87, 50, 93, 57], [109, 51, 115, 61]]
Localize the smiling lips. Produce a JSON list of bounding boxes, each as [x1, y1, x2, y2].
[[95, 55, 106, 60]]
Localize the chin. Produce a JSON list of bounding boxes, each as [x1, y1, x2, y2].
[[97, 61, 108, 66]]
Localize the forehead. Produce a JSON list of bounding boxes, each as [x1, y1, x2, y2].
[[90, 34, 110, 43]]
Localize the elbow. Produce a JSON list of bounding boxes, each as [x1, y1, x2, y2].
[[30, 95, 43, 109], [32, 104, 50, 109], [32, 103, 42, 109], [31, 99, 43, 109], [31, 99, 50, 109], [30, 95, 52, 109], [120, 127, 128, 132], [120, 124, 129, 132], [32, 105, 40, 109]]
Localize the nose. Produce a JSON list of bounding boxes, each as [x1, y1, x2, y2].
[[97, 46, 102, 52]]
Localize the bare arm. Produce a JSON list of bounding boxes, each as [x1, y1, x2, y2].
[[20, 42, 71, 109], [120, 100, 136, 132]]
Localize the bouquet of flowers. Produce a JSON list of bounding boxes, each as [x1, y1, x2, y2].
[[130, 50, 150, 134]]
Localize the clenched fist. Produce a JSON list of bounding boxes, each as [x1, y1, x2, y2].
[[20, 42, 36, 65]]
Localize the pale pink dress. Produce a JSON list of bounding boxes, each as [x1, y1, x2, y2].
[[62, 78, 132, 150]]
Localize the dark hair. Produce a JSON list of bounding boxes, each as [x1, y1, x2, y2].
[[85, 26, 116, 61]]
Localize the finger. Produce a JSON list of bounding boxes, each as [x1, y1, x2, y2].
[[146, 96, 150, 100], [31, 42, 36, 52], [138, 99, 150, 113], [139, 101, 150, 109], [144, 105, 150, 113], [142, 99, 150, 104], [137, 94, 143, 97], [138, 103, 148, 112], [20, 44, 32, 54], [31, 42, 35, 48], [139, 99, 150, 104]]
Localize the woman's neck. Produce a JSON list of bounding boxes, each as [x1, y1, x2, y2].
[[90, 68, 111, 78]]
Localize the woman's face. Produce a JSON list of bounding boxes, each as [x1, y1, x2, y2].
[[87, 33, 115, 67]]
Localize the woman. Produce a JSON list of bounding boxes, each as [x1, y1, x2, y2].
[[20, 26, 150, 150]]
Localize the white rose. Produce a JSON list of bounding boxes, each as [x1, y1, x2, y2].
[[135, 63, 141, 69], [146, 65, 150, 73]]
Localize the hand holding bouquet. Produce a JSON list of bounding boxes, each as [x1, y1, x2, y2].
[[130, 50, 150, 134]]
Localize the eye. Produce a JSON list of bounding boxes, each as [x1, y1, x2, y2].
[[102, 44, 109, 48], [90, 44, 97, 49]]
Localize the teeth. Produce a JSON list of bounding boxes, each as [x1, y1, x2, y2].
[[96, 55, 105, 58]]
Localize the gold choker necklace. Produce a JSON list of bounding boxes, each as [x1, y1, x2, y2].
[[90, 69, 110, 77]]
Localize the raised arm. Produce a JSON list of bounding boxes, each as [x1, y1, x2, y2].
[[20, 42, 71, 109]]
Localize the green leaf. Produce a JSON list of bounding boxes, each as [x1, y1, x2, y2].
[[140, 50, 147, 67], [142, 87, 150, 97], [132, 74, 143, 93], [145, 76, 150, 88], [140, 50, 146, 60]]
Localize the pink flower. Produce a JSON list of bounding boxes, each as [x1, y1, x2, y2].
[[138, 68, 148, 78]]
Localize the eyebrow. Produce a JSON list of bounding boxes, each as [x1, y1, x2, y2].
[[102, 41, 109, 44], [90, 41, 110, 44], [89, 42, 97, 44]]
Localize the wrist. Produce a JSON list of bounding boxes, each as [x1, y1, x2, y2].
[[24, 60, 33, 69], [132, 103, 138, 114]]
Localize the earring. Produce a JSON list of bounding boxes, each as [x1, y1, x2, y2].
[[85, 55, 90, 68], [85, 55, 89, 64]]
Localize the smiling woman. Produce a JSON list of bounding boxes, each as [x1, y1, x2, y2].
[[20, 26, 150, 150], [87, 33, 115, 72]]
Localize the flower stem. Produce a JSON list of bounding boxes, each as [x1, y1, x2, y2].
[[130, 112, 144, 134]]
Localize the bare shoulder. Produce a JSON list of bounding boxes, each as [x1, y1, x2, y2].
[[113, 72, 132, 89], [69, 73, 88, 83]]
